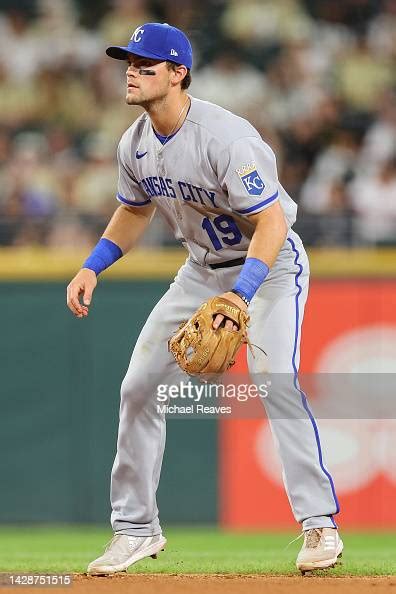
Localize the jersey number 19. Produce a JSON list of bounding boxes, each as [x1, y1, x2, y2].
[[201, 215, 242, 250]]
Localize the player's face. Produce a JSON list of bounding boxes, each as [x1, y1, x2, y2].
[[125, 54, 172, 106]]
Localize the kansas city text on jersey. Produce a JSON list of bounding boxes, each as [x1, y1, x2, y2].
[[137, 176, 218, 206]]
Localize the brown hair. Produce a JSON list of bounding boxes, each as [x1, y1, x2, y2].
[[167, 61, 191, 90]]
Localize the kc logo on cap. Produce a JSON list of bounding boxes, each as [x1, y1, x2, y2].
[[131, 27, 144, 43]]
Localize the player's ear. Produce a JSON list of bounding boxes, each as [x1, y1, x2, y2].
[[170, 64, 187, 87]]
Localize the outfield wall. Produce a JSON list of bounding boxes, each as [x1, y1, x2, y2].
[[0, 248, 395, 526], [0, 279, 217, 524]]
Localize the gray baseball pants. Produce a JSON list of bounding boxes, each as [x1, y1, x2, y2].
[[110, 231, 339, 535]]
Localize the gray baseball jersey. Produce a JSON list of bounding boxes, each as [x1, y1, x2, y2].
[[110, 96, 339, 538], [116, 96, 297, 266]]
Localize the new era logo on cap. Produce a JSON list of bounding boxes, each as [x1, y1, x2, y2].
[[106, 22, 193, 69]]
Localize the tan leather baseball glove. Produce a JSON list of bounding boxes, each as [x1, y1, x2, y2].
[[168, 296, 250, 377]]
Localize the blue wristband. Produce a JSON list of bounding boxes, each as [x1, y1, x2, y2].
[[232, 257, 269, 304], [83, 238, 123, 276]]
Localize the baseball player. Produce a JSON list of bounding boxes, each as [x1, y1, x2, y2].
[[66, 23, 343, 575]]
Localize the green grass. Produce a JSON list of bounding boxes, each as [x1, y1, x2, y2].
[[0, 526, 395, 576]]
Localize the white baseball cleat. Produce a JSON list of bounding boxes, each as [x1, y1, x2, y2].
[[296, 527, 343, 574], [87, 533, 167, 575]]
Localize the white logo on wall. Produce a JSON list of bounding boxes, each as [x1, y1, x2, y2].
[[316, 325, 396, 373], [131, 27, 144, 42], [254, 324, 396, 493], [255, 419, 396, 493]]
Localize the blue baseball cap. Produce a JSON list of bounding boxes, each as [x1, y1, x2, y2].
[[106, 22, 193, 70]]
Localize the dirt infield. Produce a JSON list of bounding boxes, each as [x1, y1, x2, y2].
[[2, 574, 395, 594], [71, 575, 396, 594]]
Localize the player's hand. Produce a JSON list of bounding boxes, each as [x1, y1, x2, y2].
[[66, 268, 97, 318], [212, 291, 248, 331]]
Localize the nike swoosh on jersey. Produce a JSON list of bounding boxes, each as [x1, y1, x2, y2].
[[136, 151, 148, 159]]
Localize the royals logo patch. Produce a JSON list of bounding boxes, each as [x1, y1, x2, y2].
[[236, 162, 265, 196]]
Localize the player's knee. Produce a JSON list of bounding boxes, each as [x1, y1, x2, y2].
[[121, 374, 144, 401], [120, 371, 157, 411]]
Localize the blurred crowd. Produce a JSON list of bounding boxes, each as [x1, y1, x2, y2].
[[0, 0, 396, 248]]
